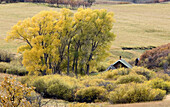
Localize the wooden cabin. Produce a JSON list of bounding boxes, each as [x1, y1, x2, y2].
[[105, 56, 132, 71]]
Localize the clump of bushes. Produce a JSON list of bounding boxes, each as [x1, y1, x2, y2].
[[0, 62, 9, 73], [156, 73, 170, 81], [81, 79, 106, 87], [101, 68, 130, 80], [97, 65, 107, 72], [140, 43, 170, 69], [75, 87, 107, 103], [116, 74, 146, 84], [0, 50, 27, 76], [20, 67, 169, 104], [81, 78, 116, 92], [147, 78, 170, 94], [130, 66, 156, 80], [32, 77, 47, 94], [0, 50, 14, 62], [0, 77, 36, 106], [109, 83, 166, 104], [47, 80, 75, 101], [0, 62, 28, 76], [102, 71, 118, 80], [23, 75, 79, 101]]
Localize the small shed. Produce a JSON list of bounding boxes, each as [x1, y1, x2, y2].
[[105, 57, 132, 71]]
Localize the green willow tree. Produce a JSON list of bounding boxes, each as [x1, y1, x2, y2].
[[6, 8, 115, 76], [73, 8, 115, 75]]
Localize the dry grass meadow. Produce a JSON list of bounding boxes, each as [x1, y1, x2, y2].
[[0, 3, 170, 63]]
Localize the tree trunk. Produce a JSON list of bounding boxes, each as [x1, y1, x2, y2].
[[40, 70, 46, 76], [57, 0, 59, 8], [67, 43, 70, 75], [54, 44, 66, 74], [86, 53, 93, 75], [80, 67, 84, 75], [74, 45, 79, 77], [86, 64, 89, 75], [72, 56, 75, 72], [44, 53, 48, 66], [54, 62, 61, 74], [75, 57, 78, 78]]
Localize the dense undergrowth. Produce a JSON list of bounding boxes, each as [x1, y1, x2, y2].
[[0, 50, 28, 76], [20, 67, 170, 104], [140, 43, 170, 71]]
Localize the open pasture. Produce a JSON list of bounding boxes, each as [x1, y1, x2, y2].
[[0, 2, 170, 62]]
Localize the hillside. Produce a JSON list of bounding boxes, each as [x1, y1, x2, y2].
[[140, 43, 170, 72], [0, 3, 170, 63]]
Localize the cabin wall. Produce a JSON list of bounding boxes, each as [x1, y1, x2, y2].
[[113, 62, 128, 69]]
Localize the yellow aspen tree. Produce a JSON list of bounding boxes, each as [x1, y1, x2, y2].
[[53, 8, 77, 75], [6, 10, 60, 75], [6, 8, 115, 76]]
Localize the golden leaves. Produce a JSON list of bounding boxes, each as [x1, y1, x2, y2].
[[0, 77, 34, 107], [6, 8, 115, 75]]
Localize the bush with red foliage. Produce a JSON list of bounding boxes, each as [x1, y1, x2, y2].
[[140, 43, 170, 70]]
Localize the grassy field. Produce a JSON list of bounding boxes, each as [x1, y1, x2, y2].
[[0, 3, 170, 62]]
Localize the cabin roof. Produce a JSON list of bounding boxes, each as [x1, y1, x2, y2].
[[105, 59, 132, 71], [111, 59, 132, 68]]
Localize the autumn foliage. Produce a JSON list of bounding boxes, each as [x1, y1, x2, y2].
[[20, 67, 170, 103], [0, 77, 34, 107], [6, 8, 115, 76], [140, 43, 170, 70]]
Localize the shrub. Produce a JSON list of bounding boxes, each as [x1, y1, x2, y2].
[[6, 66, 27, 76], [81, 78, 117, 92], [97, 65, 107, 72], [47, 81, 74, 101], [156, 73, 170, 81], [82, 79, 106, 87], [140, 43, 170, 69], [19, 76, 33, 86], [76, 87, 107, 103], [116, 68, 130, 75], [45, 75, 79, 101], [102, 71, 118, 80], [109, 83, 166, 104], [147, 78, 170, 94], [0, 77, 35, 106], [19, 75, 79, 101], [101, 68, 130, 80], [0, 62, 9, 73], [116, 74, 147, 84], [32, 77, 47, 95], [0, 50, 14, 62], [0, 62, 28, 76], [131, 67, 156, 80]]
